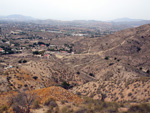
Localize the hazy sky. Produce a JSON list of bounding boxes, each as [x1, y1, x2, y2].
[[0, 0, 150, 20]]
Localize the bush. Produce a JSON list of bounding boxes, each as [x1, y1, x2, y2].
[[33, 51, 40, 55], [75, 108, 87, 113], [38, 42, 45, 45], [18, 59, 27, 63], [44, 98, 57, 107], [147, 70, 150, 74], [77, 72, 80, 75], [46, 106, 59, 113], [45, 99, 58, 113], [0, 105, 8, 113], [61, 81, 71, 89], [61, 100, 67, 104], [18, 60, 22, 63], [23, 60, 27, 63], [61, 106, 74, 113], [33, 76, 38, 80], [11, 90, 36, 113], [137, 47, 141, 52], [12, 105, 24, 113], [89, 73, 95, 77], [128, 103, 150, 113], [32, 100, 40, 109], [82, 96, 119, 113], [109, 63, 114, 66], [76, 92, 81, 96], [104, 56, 109, 60], [33, 51, 44, 55], [128, 93, 132, 96]]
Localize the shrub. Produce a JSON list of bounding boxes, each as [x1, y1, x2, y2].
[[128, 103, 150, 113], [137, 47, 141, 52], [38, 42, 45, 45], [46, 106, 59, 113], [61, 100, 67, 104], [75, 108, 87, 113], [45, 100, 58, 113], [61, 106, 68, 113], [61, 81, 71, 89], [89, 73, 95, 77], [76, 92, 81, 96], [24, 84, 28, 87], [114, 57, 117, 60], [0, 105, 8, 113], [117, 59, 120, 62], [82, 96, 119, 113], [18, 60, 22, 63], [104, 56, 109, 60], [33, 51, 40, 55], [44, 98, 57, 107], [101, 93, 107, 102], [128, 93, 132, 96], [147, 70, 150, 74], [12, 105, 24, 113], [61, 106, 74, 113], [11, 90, 36, 113], [109, 63, 114, 66], [139, 67, 142, 70], [77, 72, 80, 75], [32, 100, 40, 109], [23, 60, 27, 63], [33, 76, 38, 80]]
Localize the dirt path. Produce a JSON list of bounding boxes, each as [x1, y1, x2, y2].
[[65, 36, 134, 58], [56, 36, 134, 69], [73, 59, 96, 68]]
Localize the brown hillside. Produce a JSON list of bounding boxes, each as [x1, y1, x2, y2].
[[0, 86, 83, 107], [71, 77, 150, 102]]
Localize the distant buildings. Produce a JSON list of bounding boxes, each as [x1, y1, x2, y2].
[[10, 30, 22, 34], [72, 33, 87, 36]]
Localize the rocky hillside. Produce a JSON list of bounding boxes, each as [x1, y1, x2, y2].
[[1, 24, 150, 109], [68, 24, 150, 102], [63, 24, 150, 81], [71, 77, 150, 102], [74, 24, 150, 55], [0, 86, 83, 113], [0, 86, 82, 106], [0, 56, 95, 92]]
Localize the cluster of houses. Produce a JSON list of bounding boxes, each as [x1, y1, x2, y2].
[[72, 33, 88, 37], [32, 44, 74, 58], [10, 30, 23, 34]]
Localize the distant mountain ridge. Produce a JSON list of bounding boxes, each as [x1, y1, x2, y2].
[[0, 15, 150, 30], [111, 17, 145, 22], [0, 14, 36, 21], [0, 14, 148, 22]]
